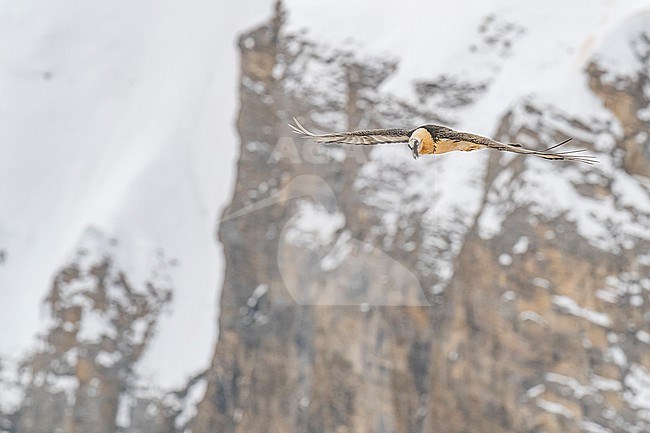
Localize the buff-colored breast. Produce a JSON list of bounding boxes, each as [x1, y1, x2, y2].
[[436, 140, 483, 153], [412, 128, 484, 155]]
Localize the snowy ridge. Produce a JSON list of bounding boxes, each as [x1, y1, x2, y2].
[[591, 10, 650, 84], [477, 99, 649, 254], [285, 0, 650, 131]]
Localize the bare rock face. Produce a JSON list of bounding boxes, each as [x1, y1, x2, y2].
[[192, 8, 650, 433]]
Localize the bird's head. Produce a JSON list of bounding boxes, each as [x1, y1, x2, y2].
[[408, 128, 432, 160], [408, 136, 420, 159]]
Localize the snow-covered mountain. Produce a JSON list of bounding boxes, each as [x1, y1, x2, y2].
[[0, 0, 280, 390], [1, 1, 650, 432], [0, 1, 275, 428]]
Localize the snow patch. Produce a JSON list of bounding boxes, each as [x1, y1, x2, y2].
[[498, 253, 513, 266], [591, 11, 650, 82], [116, 393, 133, 428], [596, 289, 619, 304], [320, 231, 354, 271], [552, 295, 612, 328], [531, 278, 551, 289], [606, 345, 628, 367], [545, 372, 596, 399], [0, 358, 23, 413], [512, 236, 529, 254], [537, 398, 575, 419], [624, 364, 650, 412], [581, 421, 611, 433], [48, 374, 79, 405], [519, 310, 547, 326], [96, 351, 122, 368], [284, 201, 345, 247], [637, 330, 650, 344], [175, 378, 207, 429], [247, 284, 269, 308], [526, 384, 545, 399], [591, 374, 622, 392]]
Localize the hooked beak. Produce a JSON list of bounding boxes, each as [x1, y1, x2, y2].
[[408, 140, 420, 160]]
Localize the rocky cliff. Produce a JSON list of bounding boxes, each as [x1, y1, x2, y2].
[[191, 6, 650, 433]]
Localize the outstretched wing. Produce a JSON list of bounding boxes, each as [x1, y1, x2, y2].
[[436, 128, 598, 164], [290, 118, 410, 145]]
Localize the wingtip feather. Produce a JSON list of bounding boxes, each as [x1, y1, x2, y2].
[[535, 137, 598, 164], [289, 117, 315, 137], [541, 137, 573, 153]]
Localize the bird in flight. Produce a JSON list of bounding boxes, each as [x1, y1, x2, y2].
[[289, 118, 596, 164]]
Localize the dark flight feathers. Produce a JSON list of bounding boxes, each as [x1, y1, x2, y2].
[[289, 118, 597, 164], [289, 118, 410, 145]]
